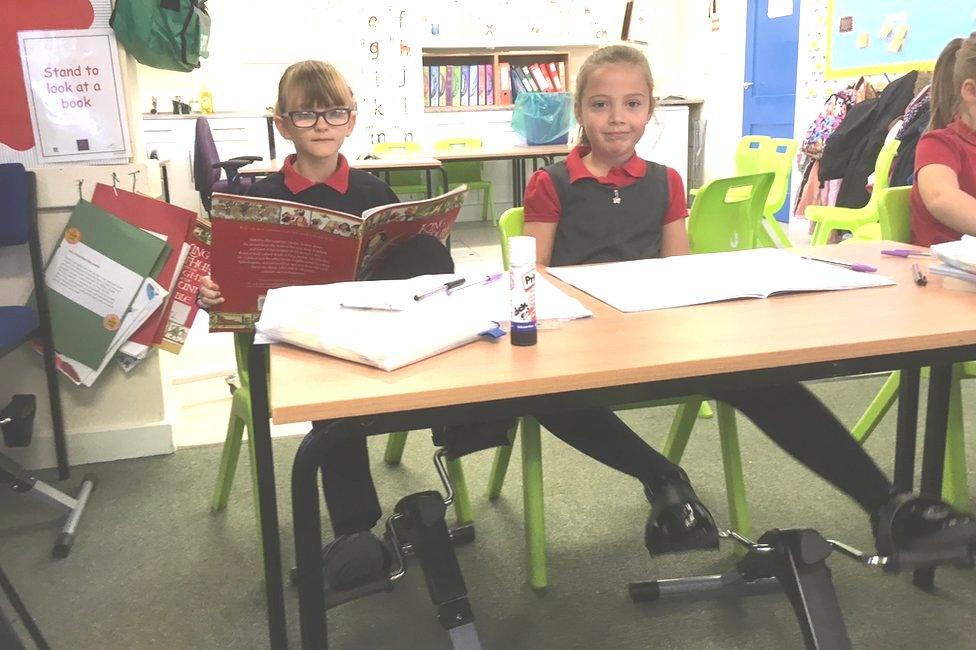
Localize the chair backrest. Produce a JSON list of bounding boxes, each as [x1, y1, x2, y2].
[[233, 332, 255, 388], [373, 141, 425, 189], [433, 138, 483, 152], [734, 135, 772, 175], [0, 163, 29, 247], [687, 172, 775, 254], [867, 138, 901, 203], [762, 138, 798, 216], [193, 117, 221, 193], [497, 207, 525, 271], [433, 138, 486, 186], [876, 186, 912, 243], [374, 140, 421, 157]]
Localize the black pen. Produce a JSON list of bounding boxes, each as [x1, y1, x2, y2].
[[912, 263, 928, 286], [414, 278, 465, 301]]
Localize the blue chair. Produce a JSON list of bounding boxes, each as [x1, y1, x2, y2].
[[0, 163, 96, 558]]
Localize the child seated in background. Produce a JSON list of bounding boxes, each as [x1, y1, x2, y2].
[[912, 33, 976, 245], [523, 44, 976, 560]]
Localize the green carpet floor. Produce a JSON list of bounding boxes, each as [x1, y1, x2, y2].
[[2, 377, 975, 648]]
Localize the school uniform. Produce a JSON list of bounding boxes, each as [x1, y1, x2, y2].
[[911, 118, 976, 246], [249, 155, 457, 535], [523, 146, 894, 515]]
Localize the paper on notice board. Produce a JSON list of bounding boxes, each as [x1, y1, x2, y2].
[[767, 0, 794, 19], [18, 28, 131, 162]]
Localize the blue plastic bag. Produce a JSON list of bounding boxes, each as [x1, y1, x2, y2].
[[511, 92, 573, 145]]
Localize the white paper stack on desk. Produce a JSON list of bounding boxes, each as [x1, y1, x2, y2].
[[254, 272, 592, 371]]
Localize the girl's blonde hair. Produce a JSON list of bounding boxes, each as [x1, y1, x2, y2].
[[275, 60, 355, 116], [574, 45, 655, 146], [930, 33, 976, 130]]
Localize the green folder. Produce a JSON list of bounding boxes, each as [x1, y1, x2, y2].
[[39, 200, 168, 369]]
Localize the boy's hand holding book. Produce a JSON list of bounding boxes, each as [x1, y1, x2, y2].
[[198, 276, 224, 309]]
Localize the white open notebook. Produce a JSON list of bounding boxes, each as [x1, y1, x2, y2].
[[547, 248, 895, 313], [254, 272, 592, 371]]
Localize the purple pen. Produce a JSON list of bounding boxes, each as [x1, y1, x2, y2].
[[447, 272, 504, 294], [881, 249, 935, 258], [801, 256, 877, 273]]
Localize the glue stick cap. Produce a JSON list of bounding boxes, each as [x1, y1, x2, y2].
[[508, 236, 536, 266]]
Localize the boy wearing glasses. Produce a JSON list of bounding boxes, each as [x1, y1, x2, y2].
[[198, 61, 464, 586]]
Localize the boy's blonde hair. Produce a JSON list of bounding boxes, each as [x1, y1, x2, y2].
[[574, 45, 655, 146], [275, 60, 355, 115], [930, 33, 976, 131]]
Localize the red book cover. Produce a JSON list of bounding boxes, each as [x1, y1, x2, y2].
[[529, 63, 552, 92], [159, 219, 211, 353], [207, 186, 468, 332], [91, 183, 195, 346], [546, 62, 563, 91]]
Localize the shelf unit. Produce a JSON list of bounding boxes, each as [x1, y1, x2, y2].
[[422, 48, 569, 113]]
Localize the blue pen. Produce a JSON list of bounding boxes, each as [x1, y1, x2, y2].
[[447, 272, 503, 295]]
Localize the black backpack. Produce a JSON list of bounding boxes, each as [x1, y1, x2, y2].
[[111, 0, 210, 73]]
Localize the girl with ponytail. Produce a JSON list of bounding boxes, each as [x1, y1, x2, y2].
[[912, 33, 976, 245]]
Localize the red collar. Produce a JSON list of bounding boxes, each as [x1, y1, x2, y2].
[[565, 145, 645, 184], [948, 117, 976, 147], [280, 154, 350, 194]]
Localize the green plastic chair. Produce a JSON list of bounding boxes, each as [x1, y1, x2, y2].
[[691, 135, 794, 248], [842, 186, 972, 510], [757, 138, 799, 249], [373, 140, 430, 198], [214, 334, 475, 533], [434, 138, 495, 224], [687, 172, 776, 253], [485, 206, 754, 589], [806, 139, 901, 246]]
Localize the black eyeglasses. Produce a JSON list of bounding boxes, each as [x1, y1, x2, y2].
[[284, 108, 353, 128]]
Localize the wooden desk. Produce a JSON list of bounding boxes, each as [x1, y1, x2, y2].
[[248, 242, 976, 648], [238, 157, 448, 199], [433, 144, 573, 206]]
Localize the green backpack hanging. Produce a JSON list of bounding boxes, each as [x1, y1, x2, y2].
[[111, 0, 210, 73]]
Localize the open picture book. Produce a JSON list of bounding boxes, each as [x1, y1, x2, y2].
[[546, 248, 895, 313], [207, 185, 467, 332]]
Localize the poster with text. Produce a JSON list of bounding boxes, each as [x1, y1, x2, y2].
[[18, 28, 131, 163]]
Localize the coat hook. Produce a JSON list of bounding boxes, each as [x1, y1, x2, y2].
[[76, 179, 84, 201], [128, 170, 139, 193], [111, 172, 119, 196]]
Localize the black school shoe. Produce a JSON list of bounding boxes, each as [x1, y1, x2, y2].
[[644, 469, 720, 555], [321, 531, 392, 591], [872, 493, 976, 559]]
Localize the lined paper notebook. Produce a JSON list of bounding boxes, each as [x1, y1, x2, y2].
[[547, 248, 895, 313]]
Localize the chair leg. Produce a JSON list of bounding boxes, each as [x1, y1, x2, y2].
[[485, 185, 495, 225], [520, 417, 547, 590], [245, 421, 265, 551], [942, 366, 969, 511], [662, 398, 703, 464], [446, 457, 474, 525], [698, 401, 714, 420], [810, 221, 831, 247], [487, 425, 517, 500], [851, 371, 900, 445], [715, 403, 751, 544], [384, 431, 409, 465], [211, 412, 246, 512]]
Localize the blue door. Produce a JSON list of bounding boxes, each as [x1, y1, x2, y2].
[[742, 0, 800, 223]]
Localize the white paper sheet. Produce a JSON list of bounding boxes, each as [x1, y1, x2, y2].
[[547, 248, 895, 313]]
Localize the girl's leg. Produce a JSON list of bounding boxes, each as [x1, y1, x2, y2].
[[312, 420, 384, 536], [709, 383, 892, 513], [711, 383, 976, 557], [535, 406, 718, 553], [535, 407, 678, 486]]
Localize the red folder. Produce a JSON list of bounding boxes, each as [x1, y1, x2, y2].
[[499, 62, 512, 104], [92, 184, 196, 347]]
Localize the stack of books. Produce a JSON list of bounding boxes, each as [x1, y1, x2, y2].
[[501, 61, 566, 103], [35, 185, 210, 386], [424, 64, 495, 108], [930, 236, 976, 292]]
